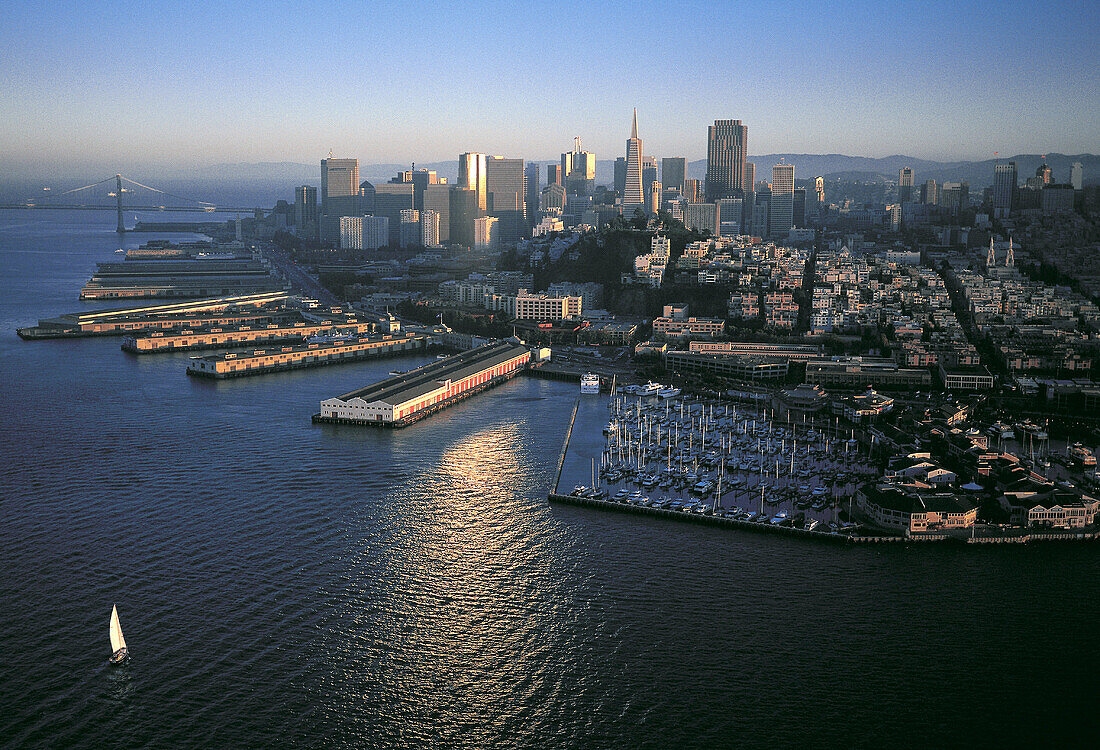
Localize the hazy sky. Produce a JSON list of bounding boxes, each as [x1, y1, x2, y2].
[[2, 0, 1097, 174]]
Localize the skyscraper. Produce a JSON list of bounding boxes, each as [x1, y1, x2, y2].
[[547, 164, 563, 187], [662, 157, 686, 193], [486, 156, 525, 243], [741, 162, 756, 228], [1036, 163, 1052, 185], [458, 152, 488, 212], [561, 142, 596, 196], [373, 182, 415, 246], [682, 178, 702, 205], [642, 157, 658, 190], [294, 185, 318, 240], [1071, 162, 1083, 190], [993, 161, 1017, 217], [422, 184, 451, 243], [320, 157, 359, 244], [706, 119, 748, 201], [921, 179, 939, 206], [420, 210, 440, 247], [524, 162, 540, 226], [449, 187, 478, 248], [814, 176, 825, 205], [769, 162, 794, 236], [793, 188, 806, 228], [898, 167, 914, 202], [614, 157, 627, 195], [622, 109, 645, 212]]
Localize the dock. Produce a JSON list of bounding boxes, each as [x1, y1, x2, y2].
[[186, 332, 431, 378], [121, 318, 373, 353], [313, 340, 532, 427]]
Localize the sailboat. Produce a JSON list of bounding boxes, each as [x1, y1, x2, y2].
[[108, 604, 129, 664]]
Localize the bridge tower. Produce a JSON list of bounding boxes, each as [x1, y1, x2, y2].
[[115, 174, 125, 233]]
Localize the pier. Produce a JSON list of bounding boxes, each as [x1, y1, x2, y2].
[[186, 333, 431, 378], [122, 319, 373, 353]]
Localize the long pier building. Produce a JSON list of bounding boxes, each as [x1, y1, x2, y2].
[[314, 340, 531, 427], [80, 258, 283, 300], [186, 332, 431, 378], [17, 292, 290, 339], [121, 316, 373, 353]]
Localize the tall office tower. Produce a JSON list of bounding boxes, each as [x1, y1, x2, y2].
[[320, 158, 360, 244], [622, 109, 645, 211], [361, 216, 389, 250], [473, 216, 500, 250], [449, 187, 479, 248], [614, 157, 627, 195], [993, 161, 1017, 217], [562, 141, 596, 196], [547, 164, 563, 187], [422, 184, 451, 243], [458, 152, 489, 211], [294, 185, 318, 240], [814, 176, 825, 205], [752, 190, 770, 237], [486, 156, 525, 243], [541, 183, 566, 212], [921, 179, 939, 206], [420, 210, 440, 246], [647, 180, 661, 215], [374, 182, 415, 246], [741, 162, 756, 227], [940, 182, 968, 212], [706, 119, 748, 201], [898, 167, 914, 202], [321, 158, 359, 216], [793, 188, 806, 227], [1071, 162, 1083, 190], [717, 197, 743, 235], [662, 157, 686, 193], [683, 203, 719, 236], [358, 180, 376, 214], [399, 209, 421, 248], [768, 163, 794, 236], [682, 178, 702, 204], [642, 157, 658, 190], [1036, 163, 1052, 185], [524, 162, 540, 225]]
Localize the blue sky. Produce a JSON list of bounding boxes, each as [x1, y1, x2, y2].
[[1, 0, 1097, 174]]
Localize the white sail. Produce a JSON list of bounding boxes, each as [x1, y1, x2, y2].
[[110, 605, 127, 652]]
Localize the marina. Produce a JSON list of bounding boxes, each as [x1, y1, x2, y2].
[[186, 332, 431, 378]]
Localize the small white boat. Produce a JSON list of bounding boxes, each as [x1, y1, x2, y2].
[[658, 386, 681, 399], [637, 382, 661, 396], [108, 604, 129, 664], [580, 373, 600, 394]]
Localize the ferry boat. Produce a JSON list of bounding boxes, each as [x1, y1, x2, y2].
[[657, 385, 681, 399], [580, 373, 601, 394], [637, 382, 661, 396]]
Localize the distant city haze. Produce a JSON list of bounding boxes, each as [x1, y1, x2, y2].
[[1, 1, 1097, 176]]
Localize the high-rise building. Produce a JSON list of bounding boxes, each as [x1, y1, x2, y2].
[[561, 143, 596, 195], [614, 157, 627, 195], [993, 161, 1017, 217], [450, 187, 479, 248], [682, 178, 702, 205], [716, 197, 742, 236], [486, 155, 525, 244], [898, 167, 914, 202], [742, 162, 756, 227], [647, 180, 661, 216], [420, 210, 440, 246], [683, 203, 719, 236], [374, 182, 415, 245], [524, 162, 540, 226], [814, 176, 825, 206], [706, 119, 748, 201], [541, 183, 566, 212], [921, 179, 939, 206], [793, 188, 806, 228], [622, 109, 645, 212], [422, 184, 451, 243], [459, 152, 488, 212], [392, 168, 441, 211], [642, 157, 658, 190], [399, 209, 421, 248], [1071, 162, 1083, 190], [320, 158, 359, 244], [473, 216, 499, 250], [547, 164, 563, 187], [662, 157, 686, 193], [1036, 163, 1052, 185], [769, 162, 794, 236], [358, 180, 376, 214], [321, 158, 359, 217], [339, 216, 362, 251], [940, 182, 969, 212], [294, 185, 318, 240]]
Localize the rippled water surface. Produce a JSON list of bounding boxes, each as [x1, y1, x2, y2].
[[1, 212, 1097, 749]]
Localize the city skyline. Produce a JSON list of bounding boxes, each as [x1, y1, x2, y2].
[[1, 1, 1098, 175]]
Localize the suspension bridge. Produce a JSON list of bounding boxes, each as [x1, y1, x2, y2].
[[0, 175, 271, 232]]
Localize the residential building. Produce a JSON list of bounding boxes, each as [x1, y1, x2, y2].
[[473, 216, 499, 250]]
